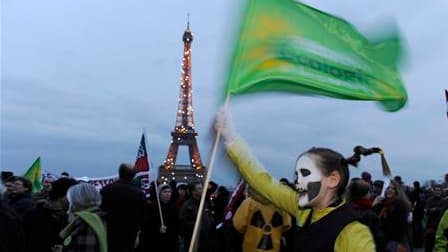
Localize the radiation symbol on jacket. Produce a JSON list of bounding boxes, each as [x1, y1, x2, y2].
[[250, 210, 284, 250]]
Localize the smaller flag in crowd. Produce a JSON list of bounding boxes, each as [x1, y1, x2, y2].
[[222, 179, 246, 226], [134, 133, 151, 198], [23, 157, 42, 193]]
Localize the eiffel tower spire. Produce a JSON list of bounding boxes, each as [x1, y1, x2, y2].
[[159, 21, 205, 183]]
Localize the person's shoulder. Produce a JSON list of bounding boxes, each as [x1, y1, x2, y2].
[[336, 221, 376, 251], [14, 195, 34, 207], [101, 181, 133, 192], [344, 219, 370, 229], [22, 201, 47, 218]]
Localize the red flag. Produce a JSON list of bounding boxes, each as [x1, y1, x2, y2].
[[134, 133, 151, 197], [222, 179, 246, 225]]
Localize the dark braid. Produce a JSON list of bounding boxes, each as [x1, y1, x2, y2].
[[344, 146, 382, 167]]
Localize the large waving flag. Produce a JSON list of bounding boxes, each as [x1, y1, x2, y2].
[[23, 157, 42, 193], [225, 0, 408, 111], [134, 133, 151, 197]]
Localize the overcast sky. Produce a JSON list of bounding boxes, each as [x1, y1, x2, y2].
[[2, 0, 447, 186]]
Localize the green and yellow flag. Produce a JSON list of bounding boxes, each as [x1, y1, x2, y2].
[[225, 0, 407, 111], [23, 157, 42, 193]]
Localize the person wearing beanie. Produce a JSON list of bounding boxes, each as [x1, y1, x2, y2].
[[158, 183, 171, 194], [22, 177, 78, 251], [139, 183, 179, 252]]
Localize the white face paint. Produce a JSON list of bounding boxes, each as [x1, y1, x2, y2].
[[295, 155, 322, 207]]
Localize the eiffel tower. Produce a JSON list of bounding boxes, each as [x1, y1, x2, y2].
[[159, 22, 206, 184]]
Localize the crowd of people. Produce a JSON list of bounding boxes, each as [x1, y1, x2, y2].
[[1, 164, 236, 252], [1, 162, 448, 252]]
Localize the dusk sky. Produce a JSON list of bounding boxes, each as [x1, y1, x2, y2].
[[2, 0, 447, 186]]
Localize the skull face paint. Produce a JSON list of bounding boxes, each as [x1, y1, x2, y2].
[[295, 154, 322, 207]]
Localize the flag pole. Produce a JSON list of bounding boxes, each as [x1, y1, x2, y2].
[[143, 129, 165, 228], [188, 95, 230, 252]]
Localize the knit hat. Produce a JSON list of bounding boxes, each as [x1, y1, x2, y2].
[[157, 184, 171, 194]]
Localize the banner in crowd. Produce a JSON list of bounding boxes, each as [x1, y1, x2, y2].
[[77, 175, 119, 190], [225, 0, 408, 112], [42, 172, 118, 191], [24, 157, 42, 193], [134, 132, 151, 197]]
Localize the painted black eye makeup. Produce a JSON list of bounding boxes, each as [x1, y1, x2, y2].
[[300, 168, 311, 177]]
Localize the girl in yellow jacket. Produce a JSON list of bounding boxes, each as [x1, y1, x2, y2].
[[215, 107, 383, 252]]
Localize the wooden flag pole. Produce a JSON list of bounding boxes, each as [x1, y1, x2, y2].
[[188, 96, 230, 252]]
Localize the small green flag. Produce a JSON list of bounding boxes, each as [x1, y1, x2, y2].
[[225, 0, 407, 111], [23, 157, 42, 193]]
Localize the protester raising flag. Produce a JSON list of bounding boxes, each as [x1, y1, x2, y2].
[[225, 0, 408, 112], [23, 157, 42, 193], [134, 133, 151, 197]]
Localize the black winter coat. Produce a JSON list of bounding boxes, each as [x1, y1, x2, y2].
[[101, 180, 148, 252], [22, 200, 68, 252], [0, 200, 25, 252]]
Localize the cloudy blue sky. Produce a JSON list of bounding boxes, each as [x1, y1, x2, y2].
[[2, 0, 447, 186]]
